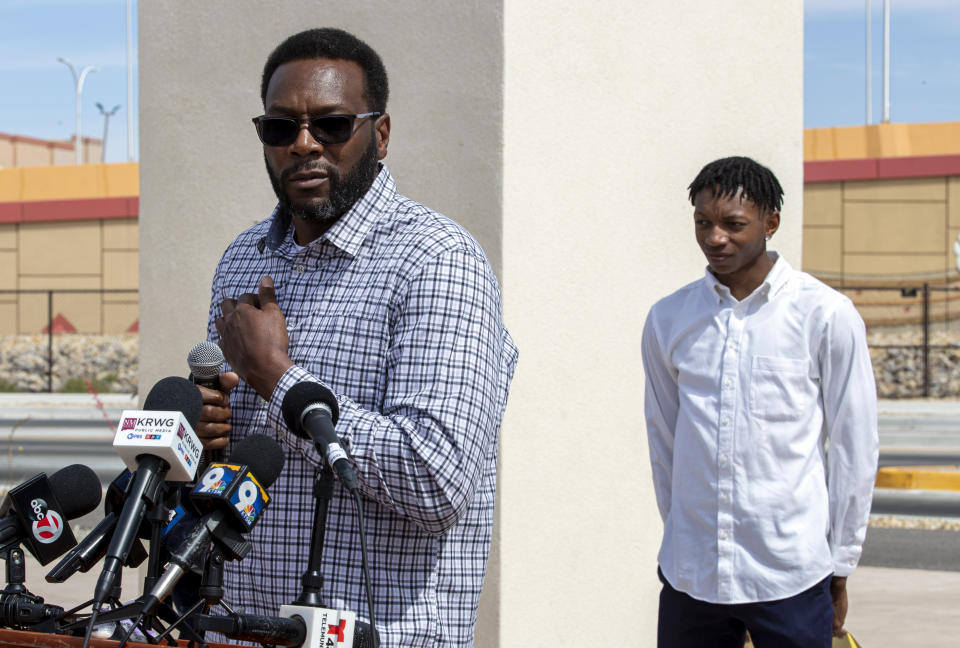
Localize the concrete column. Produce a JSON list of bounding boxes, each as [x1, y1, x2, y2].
[[494, 2, 802, 645]]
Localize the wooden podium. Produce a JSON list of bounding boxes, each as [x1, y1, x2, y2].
[[0, 628, 240, 648]]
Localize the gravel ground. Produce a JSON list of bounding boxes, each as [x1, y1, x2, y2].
[[870, 514, 960, 531]]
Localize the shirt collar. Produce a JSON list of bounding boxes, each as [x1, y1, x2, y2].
[[703, 252, 792, 303], [261, 163, 397, 258]]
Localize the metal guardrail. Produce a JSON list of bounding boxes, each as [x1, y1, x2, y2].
[[0, 423, 125, 488], [0, 395, 132, 488]]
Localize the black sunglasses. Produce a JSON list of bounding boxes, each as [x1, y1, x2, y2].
[[251, 112, 380, 147]]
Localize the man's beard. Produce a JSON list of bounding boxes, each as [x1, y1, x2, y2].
[[266, 133, 379, 225]]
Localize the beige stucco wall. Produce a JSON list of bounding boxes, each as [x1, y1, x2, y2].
[[496, 2, 802, 645], [140, 2, 803, 645]]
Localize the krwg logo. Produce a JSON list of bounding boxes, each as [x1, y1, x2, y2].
[[121, 418, 137, 431], [182, 432, 201, 458], [177, 423, 186, 439], [135, 418, 175, 427], [32, 510, 64, 544]]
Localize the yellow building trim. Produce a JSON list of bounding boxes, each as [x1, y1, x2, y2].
[[805, 121, 960, 161], [0, 162, 139, 202]]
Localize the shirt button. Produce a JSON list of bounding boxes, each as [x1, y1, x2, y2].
[[720, 493, 729, 502], [295, 264, 305, 273], [723, 378, 732, 388], [719, 531, 728, 540], [721, 417, 730, 426], [719, 455, 728, 465]]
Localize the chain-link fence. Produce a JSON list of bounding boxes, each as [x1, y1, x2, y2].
[[845, 283, 960, 398], [0, 289, 138, 393]]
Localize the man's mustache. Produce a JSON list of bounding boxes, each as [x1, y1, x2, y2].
[[280, 162, 338, 183]]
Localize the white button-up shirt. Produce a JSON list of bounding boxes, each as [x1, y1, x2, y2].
[[642, 254, 878, 604]]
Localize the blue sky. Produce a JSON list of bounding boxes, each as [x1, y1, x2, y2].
[[805, 0, 960, 128], [0, 0, 137, 163], [0, 1, 957, 164]]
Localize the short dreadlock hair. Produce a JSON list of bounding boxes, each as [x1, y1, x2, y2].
[[687, 156, 784, 215], [261, 28, 389, 114]]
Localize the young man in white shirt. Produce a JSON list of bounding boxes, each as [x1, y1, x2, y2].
[[642, 156, 878, 647]]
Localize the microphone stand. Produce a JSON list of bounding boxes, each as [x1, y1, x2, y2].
[[135, 493, 175, 637], [0, 543, 63, 633], [151, 544, 228, 647], [295, 466, 334, 606]]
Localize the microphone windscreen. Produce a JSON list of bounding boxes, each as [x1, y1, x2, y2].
[[143, 376, 204, 428], [281, 382, 340, 437], [229, 435, 285, 489], [187, 341, 224, 380], [48, 464, 102, 519]]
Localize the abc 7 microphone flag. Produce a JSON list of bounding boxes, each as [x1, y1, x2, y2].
[[31, 502, 62, 545], [1, 473, 79, 565]]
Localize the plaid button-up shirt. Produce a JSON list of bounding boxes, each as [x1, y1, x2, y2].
[[207, 165, 518, 647]]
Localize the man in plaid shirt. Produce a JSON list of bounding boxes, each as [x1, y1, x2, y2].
[[195, 28, 517, 647]]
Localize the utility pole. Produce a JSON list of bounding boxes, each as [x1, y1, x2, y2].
[[866, 0, 872, 124], [126, 0, 135, 160], [883, 0, 891, 122]]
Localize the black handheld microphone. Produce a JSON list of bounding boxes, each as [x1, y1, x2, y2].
[[90, 377, 203, 609], [138, 434, 285, 617], [187, 341, 224, 390], [45, 470, 152, 583], [190, 612, 306, 647], [282, 382, 357, 491], [0, 464, 101, 565], [191, 611, 375, 647]]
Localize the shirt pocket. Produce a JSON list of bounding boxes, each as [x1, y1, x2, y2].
[[749, 355, 810, 422], [289, 313, 388, 401]]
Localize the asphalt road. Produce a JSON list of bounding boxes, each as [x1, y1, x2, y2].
[[862, 527, 960, 571]]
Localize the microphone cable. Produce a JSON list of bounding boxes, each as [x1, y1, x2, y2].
[[351, 489, 379, 648]]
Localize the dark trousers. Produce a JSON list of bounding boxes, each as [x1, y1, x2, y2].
[[657, 570, 833, 648]]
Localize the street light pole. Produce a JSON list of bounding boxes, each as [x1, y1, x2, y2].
[[95, 103, 121, 163], [866, 0, 872, 124], [126, 0, 134, 161], [57, 57, 98, 164], [882, 0, 891, 122]]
